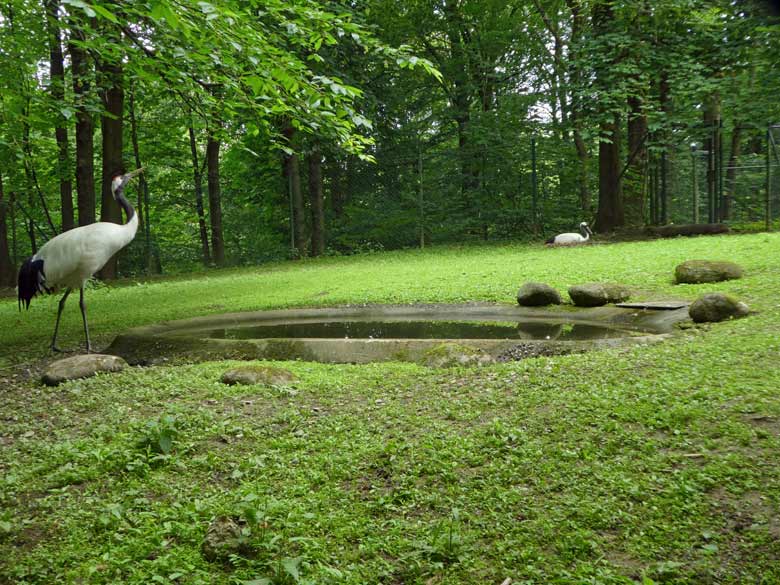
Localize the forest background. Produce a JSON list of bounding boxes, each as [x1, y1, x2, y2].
[[0, 0, 778, 286]]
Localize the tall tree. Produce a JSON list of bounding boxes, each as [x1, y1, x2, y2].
[[188, 122, 211, 266], [45, 0, 74, 232], [308, 143, 325, 257], [69, 23, 95, 227], [206, 124, 225, 267], [0, 172, 14, 287]]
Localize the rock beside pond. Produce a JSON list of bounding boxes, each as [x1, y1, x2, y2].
[[422, 343, 495, 368], [568, 283, 631, 307], [42, 354, 127, 386], [201, 516, 252, 563], [675, 260, 743, 284], [220, 365, 297, 386], [517, 282, 562, 306], [689, 293, 750, 323]]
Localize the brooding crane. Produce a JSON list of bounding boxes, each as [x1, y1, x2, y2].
[[17, 169, 143, 353], [546, 222, 592, 246]]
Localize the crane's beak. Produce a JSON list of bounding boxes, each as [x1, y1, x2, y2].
[[113, 168, 144, 196]]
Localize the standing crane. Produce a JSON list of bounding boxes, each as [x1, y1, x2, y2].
[[17, 168, 143, 352], [546, 222, 592, 246]]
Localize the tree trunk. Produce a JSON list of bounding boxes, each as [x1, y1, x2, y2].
[[328, 157, 345, 218], [723, 122, 742, 220], [282, 125, 305, 257], [0, 173, 15, 287], [206, 129, 225, 267], [566, 0, 590, 214], [69, 25, 95, 227], [189, 124, 211, 266], [98, 58, 124, 280], [703, 93, 721, 223], [593, 1, 623, 232], [596, 114, 624, 232], [45, 0, 74, 232], [624, 95, 648, 225], [129, 87, 155, 273], [308, 144, 325, 257]]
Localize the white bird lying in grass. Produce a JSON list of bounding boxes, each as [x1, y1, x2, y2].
[[17, 168, 144, 352], [546, 222, 592, 246]]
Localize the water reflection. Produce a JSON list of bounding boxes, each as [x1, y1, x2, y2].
[[206, 320, 627, 341]]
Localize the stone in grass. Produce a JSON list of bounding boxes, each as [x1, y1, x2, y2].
[[689, 293, 750, 323], [220, 365, 297, 386], [568, 283, 632, 307], [42, 354, 127, 386], [517, 282, 562, 306], [422, 342, 495, 368], [675, 260, 744, 284], [201, 516, 253, 563]]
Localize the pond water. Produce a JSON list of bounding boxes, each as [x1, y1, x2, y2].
[[205, 319, 635, 341]]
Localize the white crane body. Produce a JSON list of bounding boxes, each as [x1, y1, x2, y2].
[[17, 169, 143, 352], [546, 222, 592, 246]]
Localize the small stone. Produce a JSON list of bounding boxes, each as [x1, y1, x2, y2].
[[568, 283, 631, 307], [689, 293, 750, 323], [42, 354, 127, 386], [675, 260, 744, 284], [220, 365, 297, 386], [422, 342, 496, 368], [201, 516, 252, 563], [517, 282, 562, 306]]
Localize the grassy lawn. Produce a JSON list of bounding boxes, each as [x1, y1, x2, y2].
[[1, 233, 779, 584]]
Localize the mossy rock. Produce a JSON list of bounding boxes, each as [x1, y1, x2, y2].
[[675, 260, 744, 284], [517, 282, 562, 306], [201, 516, 253, 563], [568, 283, 631, 307], [42, 354, 127, 386], [422, 342, 495, 368], [220, 365, 297, 386], [689, 293, 750, 323]]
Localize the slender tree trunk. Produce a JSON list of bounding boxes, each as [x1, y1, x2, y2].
[[723, 122, 742, 221], [624, 95, 648, 226], [188, 124, 211, 265], [328, 157, 345, 218], [703, 94, 721, 223], [282, 125, 305, 257], [206, 128, 225, 267], [566, 0, 590, 214], [69, 25, 95, 227], [0, 173, 15, 287], [129, 87, 155, 273], [308, 144, 325, 257], [46, 0, 74, 232], [98, 58, 124, 280]]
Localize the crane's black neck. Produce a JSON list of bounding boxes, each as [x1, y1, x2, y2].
[[114, 188, 135, 223]]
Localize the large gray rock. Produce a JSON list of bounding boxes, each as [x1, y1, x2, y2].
[[42, 354, 127, 386], [201, 516, 252, 563], [220, 365, 297, 386], [689, 293, 749, 323], [422, 343, 495, 368], [675, 260, 744, 284], [517, 282, 561, 306], [568, 283, 631, 307]]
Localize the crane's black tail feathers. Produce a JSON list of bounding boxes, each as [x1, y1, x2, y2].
[[545, 236, 556, 245], [17, 258, 46, 311]]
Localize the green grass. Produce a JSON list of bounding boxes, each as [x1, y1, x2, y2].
[[1, 233, 780, 584]]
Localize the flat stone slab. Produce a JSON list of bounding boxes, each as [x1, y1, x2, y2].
[[616, 301, 689, 310], [42, 354, 127, 386]]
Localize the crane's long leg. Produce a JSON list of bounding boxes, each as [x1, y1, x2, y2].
[[79, 286, 91, 353], [51, 288, 72, 353]]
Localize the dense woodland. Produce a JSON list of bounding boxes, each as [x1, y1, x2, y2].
[[0, 0, 778, 285]]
